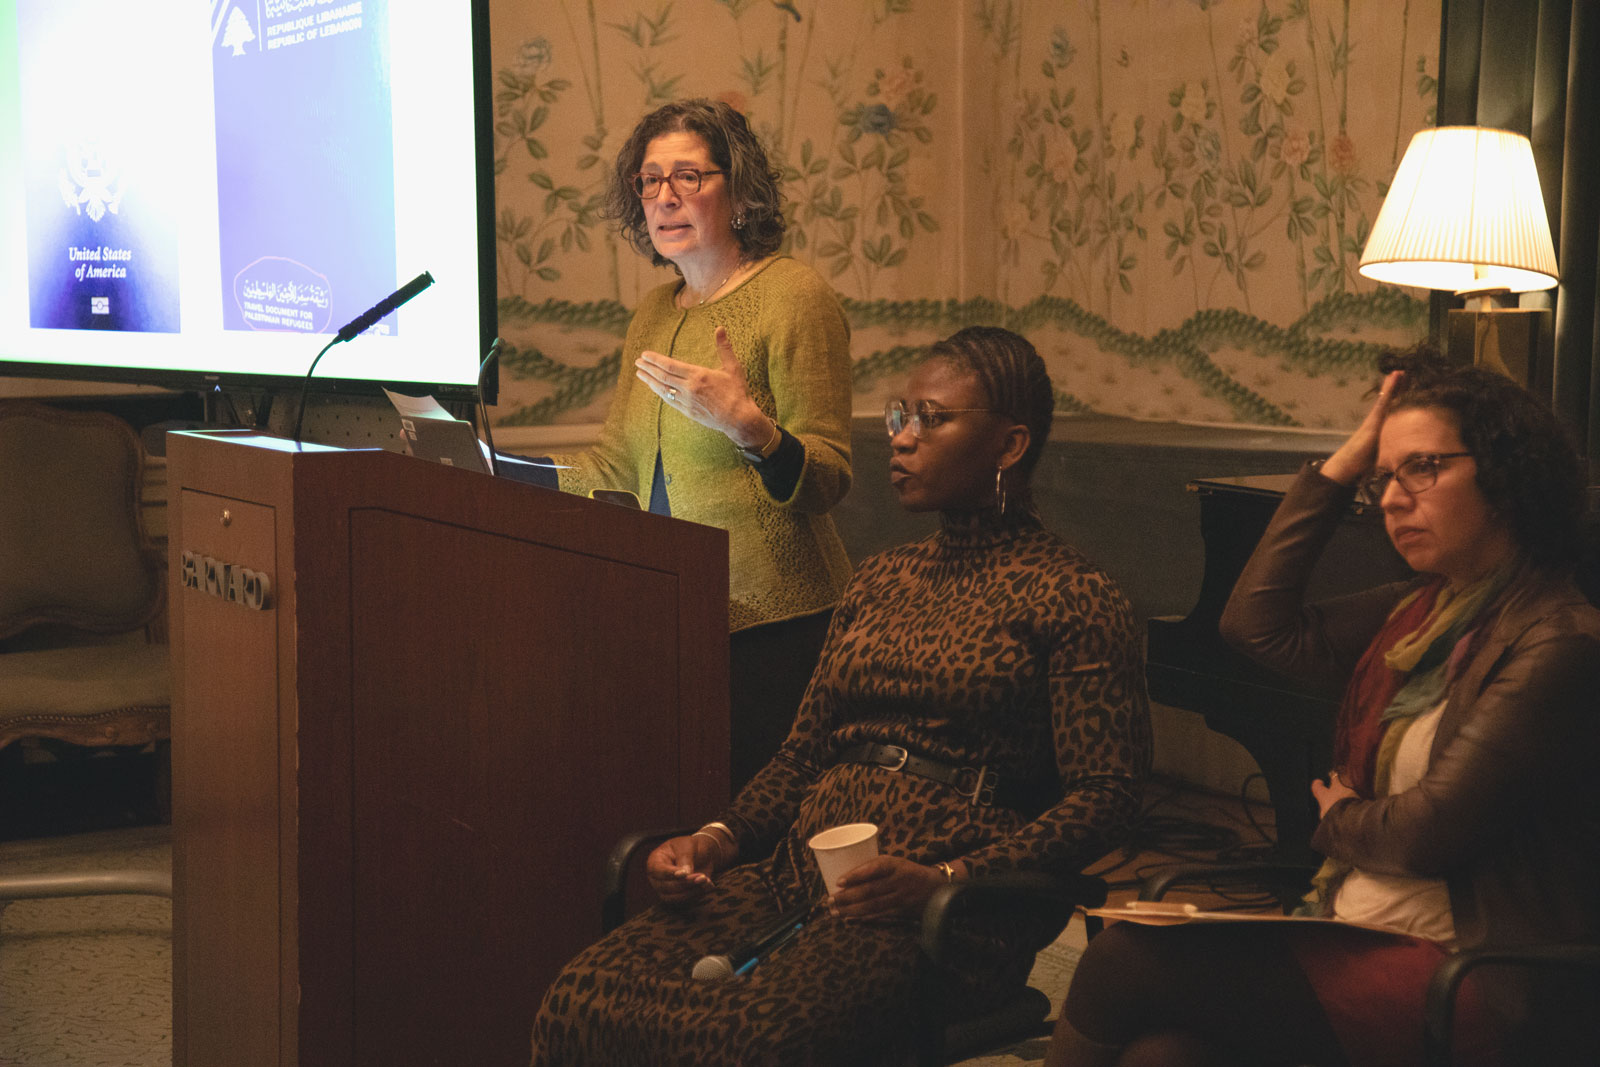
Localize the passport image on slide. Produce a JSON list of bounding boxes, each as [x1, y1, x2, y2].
[[17, 0, 182, 332], [212, 0, 399, 336]]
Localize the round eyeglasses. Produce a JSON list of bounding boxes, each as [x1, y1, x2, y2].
[[1357, 451, 1472, 505], [884, 399, 1001, 439], [631, 168, 725, 199]]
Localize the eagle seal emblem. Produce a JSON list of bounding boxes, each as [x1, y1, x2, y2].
[[58, 142, 127, 223]]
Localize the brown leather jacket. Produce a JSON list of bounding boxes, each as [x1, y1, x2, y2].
[[1219, 462, 1600, 956]]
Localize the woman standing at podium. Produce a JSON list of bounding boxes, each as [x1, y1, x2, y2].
[[552, 99, 854, 789]]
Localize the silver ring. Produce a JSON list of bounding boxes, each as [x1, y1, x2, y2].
[[668, 387, 679, 401]]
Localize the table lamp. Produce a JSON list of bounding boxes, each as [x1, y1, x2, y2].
[[1358, 126, 1559, 384]]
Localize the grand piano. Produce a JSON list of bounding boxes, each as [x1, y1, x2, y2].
[[1146, 473, 1411, 862]]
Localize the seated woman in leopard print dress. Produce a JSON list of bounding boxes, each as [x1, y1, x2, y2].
[[531, 326, 1152, 1067]]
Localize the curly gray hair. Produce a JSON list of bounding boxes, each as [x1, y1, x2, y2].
[[603, 99, 786, 269]]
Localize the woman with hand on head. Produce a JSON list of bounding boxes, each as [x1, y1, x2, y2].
[[549, 98, 854, 789], [532, 327, 1151, 1067], [1046, 346, 1600, 1067]]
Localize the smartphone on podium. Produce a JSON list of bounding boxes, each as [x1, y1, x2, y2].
[[588, 488, 642, 509]]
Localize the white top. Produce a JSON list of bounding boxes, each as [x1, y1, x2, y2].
[[1333, 699, 1457, 945]]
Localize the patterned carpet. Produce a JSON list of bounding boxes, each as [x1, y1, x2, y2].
[[0, 825, 1080, 1067], [0, 826, 171, 1067]]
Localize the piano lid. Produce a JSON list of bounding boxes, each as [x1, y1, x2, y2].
[[1188, 473, 1384, 518]]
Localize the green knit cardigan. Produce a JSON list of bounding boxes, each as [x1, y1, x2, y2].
[[557, 256, 854, 631]]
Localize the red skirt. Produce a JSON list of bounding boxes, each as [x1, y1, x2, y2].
[[1286, 925, 1502, 1067]]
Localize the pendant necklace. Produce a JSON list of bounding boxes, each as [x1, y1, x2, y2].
[[687, 262, 740, 307]]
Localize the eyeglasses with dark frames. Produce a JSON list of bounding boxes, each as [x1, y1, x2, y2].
[[631, 168, 726, 199], [884, 399, 1001, 439], [1356, 451, 1472, 505]]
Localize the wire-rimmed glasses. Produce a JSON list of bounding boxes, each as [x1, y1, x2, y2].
[[884, 399, 1000, 439], [631, 168, 726, 199], [1356, 451, 1472, 505]]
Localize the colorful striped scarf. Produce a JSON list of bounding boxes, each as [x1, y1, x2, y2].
[[1301, 559, 1519, 916], [1332, 560, 1517, 798]]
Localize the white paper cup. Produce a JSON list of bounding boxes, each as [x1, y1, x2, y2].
[[808, 822, 879, 896]]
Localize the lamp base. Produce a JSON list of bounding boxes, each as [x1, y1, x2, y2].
[[1445, 307, 1549, 387]]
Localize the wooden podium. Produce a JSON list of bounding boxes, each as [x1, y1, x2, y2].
[[166, 432, 729, 1067]]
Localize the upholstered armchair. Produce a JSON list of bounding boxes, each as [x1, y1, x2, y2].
[[0, 401, 171, 900]]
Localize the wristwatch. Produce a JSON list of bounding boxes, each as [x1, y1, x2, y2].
[[737, 419, 783, 465]]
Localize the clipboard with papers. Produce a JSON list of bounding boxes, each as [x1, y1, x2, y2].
[[1083, 900, 1399, 935]]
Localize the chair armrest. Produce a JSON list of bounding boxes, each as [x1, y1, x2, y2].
[[913, 872, 1104, 1066], [601, 826, 695, 933], [1139, 861, 1318, 908], [0, 869, 172, 900], [1423, 944, 1600, 1067], [921, 871, 1107, 965]]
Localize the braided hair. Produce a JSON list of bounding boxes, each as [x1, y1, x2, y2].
[[925, 326, 1055, 480]]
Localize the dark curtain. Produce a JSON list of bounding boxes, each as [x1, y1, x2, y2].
[[1439, 0, 1600, 466]]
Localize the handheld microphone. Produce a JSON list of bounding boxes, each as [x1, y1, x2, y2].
[[691, 902, 812, 981], [290, 271, 436, 446], [477, 337, 503, 476], [335, 271, 435, 343]]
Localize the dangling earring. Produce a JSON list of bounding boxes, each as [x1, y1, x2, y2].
[[994, 465, 1007, 515], [732, 212, 746, 230]]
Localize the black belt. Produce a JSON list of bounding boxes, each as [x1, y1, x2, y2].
[[834, 743, 1004, 807]]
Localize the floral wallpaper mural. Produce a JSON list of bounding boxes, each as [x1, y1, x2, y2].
[[488, 0, 1439, 441]]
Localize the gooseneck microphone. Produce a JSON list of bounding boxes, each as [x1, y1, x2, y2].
[[290, 271, 436, 446], [476, 337, 503, 476], [335, 271, 435, 342], [691, 901, 812, 980]]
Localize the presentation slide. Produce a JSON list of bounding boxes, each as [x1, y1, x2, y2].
[[0, 0, 490, 392], [17, 0, 183, 334]]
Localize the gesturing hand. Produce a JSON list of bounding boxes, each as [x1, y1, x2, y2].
[[635, 326, 773, 449], [1321, 369, 1404, 487], [1311, 770, 1359, 818], [830, 856, 958, 921], [645, 834, 726, 906]]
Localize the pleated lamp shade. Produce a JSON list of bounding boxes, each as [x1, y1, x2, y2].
[[1358, 126, 1559, 294]]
